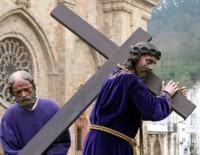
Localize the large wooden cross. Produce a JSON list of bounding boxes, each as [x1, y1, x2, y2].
[[18, 4, 196, 155]]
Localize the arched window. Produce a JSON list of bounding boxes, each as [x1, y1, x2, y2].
[[74, 113, 88, 152], [153, 139, 161, 155], [0, 37, 32, 108]]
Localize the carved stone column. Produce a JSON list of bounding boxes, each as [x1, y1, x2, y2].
[[147, 133, 167, 155], [102, 0, 160, 45]]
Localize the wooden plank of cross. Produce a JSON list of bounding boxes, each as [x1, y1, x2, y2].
[[18, 6, 152, 155], [18, 4, 196, 155], [50, 4, 195, 119]]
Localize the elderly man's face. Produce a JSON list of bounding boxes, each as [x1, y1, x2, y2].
[[11, 78, 36, 110], [134, 54, 158, 79]]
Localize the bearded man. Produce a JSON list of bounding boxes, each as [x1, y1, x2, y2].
[[82, 41, 187, 155], [0, 70, 71, 155]]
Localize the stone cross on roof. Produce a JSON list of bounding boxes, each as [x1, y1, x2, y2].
[[18, 4, 196, 155]]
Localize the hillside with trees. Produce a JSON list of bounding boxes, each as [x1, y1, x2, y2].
[[148, 0, 200, 87]]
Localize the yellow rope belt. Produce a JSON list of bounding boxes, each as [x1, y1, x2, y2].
[[90, 125, 137, 155]]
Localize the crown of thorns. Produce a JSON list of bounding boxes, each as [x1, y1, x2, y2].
[[129, 41, 161, 60]]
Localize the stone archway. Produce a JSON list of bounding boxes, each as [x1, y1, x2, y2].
[[0, 8, 58, 105], [153, 139, 161, 155], [74, 112, 88, 155], [0, 37, 33, 108]]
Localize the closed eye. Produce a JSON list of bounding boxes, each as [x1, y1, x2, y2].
[[146, 59, 156, 65]]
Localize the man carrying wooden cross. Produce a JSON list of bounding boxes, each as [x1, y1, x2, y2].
[[82, 41, 187, 155]]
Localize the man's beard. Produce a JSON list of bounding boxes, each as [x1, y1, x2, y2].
[[135, 69, 149, 80], [15, 90, 37, 110]]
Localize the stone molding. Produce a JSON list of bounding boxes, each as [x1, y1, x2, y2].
[[102, 0, 160, 13], [144, 0, 160, 6], [103, 1, 132, 13], [15, 0, 31, 8], [57, 0, 75, 6]]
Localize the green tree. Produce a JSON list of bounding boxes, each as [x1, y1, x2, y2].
[[148, 0, 200, 87]]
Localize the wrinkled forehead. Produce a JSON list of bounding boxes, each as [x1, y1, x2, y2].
[[11, 78, 31, 90]]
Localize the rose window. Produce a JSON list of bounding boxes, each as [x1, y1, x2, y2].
[[0, 37, 32, 108]]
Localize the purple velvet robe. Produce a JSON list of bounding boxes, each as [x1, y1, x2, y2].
[[82, 69, 171, 155], [0, 98, 71, 155]]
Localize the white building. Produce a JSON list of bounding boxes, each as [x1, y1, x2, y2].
[[146, 81, 200, 155], [178, 120, 190, 155], [186, 81, 200, 155], [147, 111, 181, 155]]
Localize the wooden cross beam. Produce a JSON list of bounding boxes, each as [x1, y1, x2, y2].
[[18, 7, 151, 155], [50, 4, 195, 119], [18, 3, 196, 155]]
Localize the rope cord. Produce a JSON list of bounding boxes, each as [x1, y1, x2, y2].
[[90, 125, 137, 155]]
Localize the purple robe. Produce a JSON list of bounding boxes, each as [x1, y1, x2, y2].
[[0, 98, 71, 155], [82, 69, 171, 155]]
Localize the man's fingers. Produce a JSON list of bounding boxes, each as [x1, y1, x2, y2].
[[162, 81, 165, 88], [180, 87, 187, 96]]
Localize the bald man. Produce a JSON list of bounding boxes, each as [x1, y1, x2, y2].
[[0, 70, 71, 155]]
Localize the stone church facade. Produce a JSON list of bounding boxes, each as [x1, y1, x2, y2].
[[0, 0, 174, 155]]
